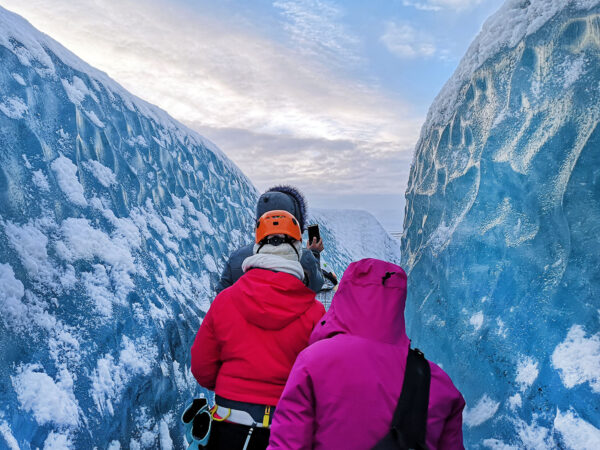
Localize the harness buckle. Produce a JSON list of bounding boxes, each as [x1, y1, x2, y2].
[[211, 405, 231, 422], [262, 406, 271, 428]]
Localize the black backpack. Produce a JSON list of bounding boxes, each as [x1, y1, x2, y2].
[[372, 348, 431, 450]]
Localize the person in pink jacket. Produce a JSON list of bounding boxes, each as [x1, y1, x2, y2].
[[268, 258, 465, 450]]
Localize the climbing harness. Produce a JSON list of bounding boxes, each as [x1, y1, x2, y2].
[[211, 404, 272, 428], [212, 404, 272, 450], [183, 398, 273, 449], [242, 424, 255, 450]]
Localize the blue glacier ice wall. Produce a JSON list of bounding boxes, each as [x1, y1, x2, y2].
[[0, 7, 398, 448], [401, 1, 600, 447], [0, 6, 262, 449]]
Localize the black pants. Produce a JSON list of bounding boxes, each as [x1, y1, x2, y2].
[[205, 420, 270, 450]]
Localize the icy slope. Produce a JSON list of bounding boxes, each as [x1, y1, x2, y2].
[[309, 208, 401, 307], [402, 0, 600, 447], [0, 6, 259, 448], [311, 208, 400, 269]]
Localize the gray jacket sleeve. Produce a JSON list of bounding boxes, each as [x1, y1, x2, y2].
[[214, 259, 233, 294], [216, 244, 324, 294], [215, 244, 254, 294], [300, 248, 324, 293]]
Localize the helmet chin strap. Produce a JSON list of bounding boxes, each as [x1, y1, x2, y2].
[[257, 236, 300, 258], [289, 242, 300, 258]]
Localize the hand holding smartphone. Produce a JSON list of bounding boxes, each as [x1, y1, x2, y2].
[[307, 224, 324, 253], [307, 224, 320, 244]]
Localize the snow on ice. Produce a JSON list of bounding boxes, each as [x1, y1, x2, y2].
[[552, 325, 600, 393]]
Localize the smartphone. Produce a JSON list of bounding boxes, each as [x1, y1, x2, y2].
[[307, 224, 320, 243]]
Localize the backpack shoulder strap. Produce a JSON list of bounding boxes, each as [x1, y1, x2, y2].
[[372, 348, 431, 450], [391, 348, 431, 448]]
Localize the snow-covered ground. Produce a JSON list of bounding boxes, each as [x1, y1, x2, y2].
[[311, 208, 401, 267]]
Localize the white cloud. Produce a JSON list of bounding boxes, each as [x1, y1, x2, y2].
[[3, 0, 419, 228], [380, 22, 437, 59], [0, 0, 509, 247], [3, 0, 413, 145], [403, 0, 483, 11], [191, 123, 417, 200], [274, 0, 362, 66]]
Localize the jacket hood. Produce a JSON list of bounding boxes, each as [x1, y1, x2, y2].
[[310, 258, 409, 346], [233, 268, 317, 330], [257, 185, 307, 232]]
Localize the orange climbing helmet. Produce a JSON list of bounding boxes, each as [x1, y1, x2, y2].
[[255, 210, 302, 244]]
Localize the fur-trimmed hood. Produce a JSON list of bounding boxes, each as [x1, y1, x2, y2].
[[256, 185, 308, 231]]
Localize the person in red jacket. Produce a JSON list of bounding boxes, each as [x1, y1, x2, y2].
[[191, 210, 325, 450]]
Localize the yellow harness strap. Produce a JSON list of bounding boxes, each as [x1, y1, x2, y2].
[[262, 406, 271, 428], [211, 405, 231, 422]]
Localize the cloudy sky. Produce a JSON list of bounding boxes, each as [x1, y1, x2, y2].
[[2, 0, 504, 231]]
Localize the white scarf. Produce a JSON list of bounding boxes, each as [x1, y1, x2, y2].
[[242, 241, 305, 281]]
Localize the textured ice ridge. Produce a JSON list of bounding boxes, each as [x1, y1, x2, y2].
[[0, 4, 258, 448], [402, 1, 600, 448], [424, 0, 600, 138]]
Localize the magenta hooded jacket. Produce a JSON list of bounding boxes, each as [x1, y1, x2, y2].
[[268, 258, 465, 450]]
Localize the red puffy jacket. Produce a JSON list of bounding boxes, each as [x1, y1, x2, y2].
[[191, 268, 325, 406]]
